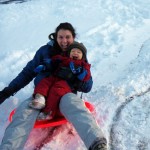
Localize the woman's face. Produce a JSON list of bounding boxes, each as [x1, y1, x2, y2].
[[57, 29, 74, 51]]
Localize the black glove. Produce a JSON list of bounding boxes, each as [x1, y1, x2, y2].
[[0, 87, 14, 104], [72, 78, 84, 91], [56, 67, 75, 81]]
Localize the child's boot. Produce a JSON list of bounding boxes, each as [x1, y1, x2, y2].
[[37, 111, 53, 120], [29, 93, 45, 109]]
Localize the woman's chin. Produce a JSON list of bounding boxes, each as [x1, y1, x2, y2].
[[62, 48, 67, 51]]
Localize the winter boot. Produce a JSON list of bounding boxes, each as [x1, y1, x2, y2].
[[37, 112, 53, 121], [29, 93, 45, 109], [89, 137, 107, 150]]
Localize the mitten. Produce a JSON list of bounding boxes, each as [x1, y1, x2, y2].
[[34, 65, 46, 73], [34, 58, 52, 73], [69, 62, 87, 81], [69, 62, 82, 74], [43, 58, 52, 71], [77, 68, 87, 81], [0, 87, 14, 104]]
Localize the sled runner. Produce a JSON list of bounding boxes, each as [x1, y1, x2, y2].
[[9, 101, 95, 128]]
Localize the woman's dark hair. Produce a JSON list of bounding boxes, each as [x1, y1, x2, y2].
[[48, 22, 77, 57], [49, 22, 76, 40]]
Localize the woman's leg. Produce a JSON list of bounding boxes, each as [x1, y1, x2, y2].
[[0, 97, 40, 150], [59, 93, 106, 149]]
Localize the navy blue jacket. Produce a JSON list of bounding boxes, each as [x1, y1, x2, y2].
[[8, 42, 93, 94]]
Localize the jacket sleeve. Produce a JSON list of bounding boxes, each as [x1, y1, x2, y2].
[[73, 66, 93, 93], [79, 62, 93, 93], [8, 45, 50, 93], [76, 76, 93, 93], [70, 61, 93, 93], [81, 62, 91, 81]]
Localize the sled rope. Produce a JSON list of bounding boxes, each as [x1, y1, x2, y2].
[[109, 87, 150, 150]]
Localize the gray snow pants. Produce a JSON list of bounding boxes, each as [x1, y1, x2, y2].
[[0, 93, 105, 150]]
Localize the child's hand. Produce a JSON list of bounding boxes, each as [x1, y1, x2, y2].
[[77, 68, 87, 81], [34, 65, 46, 73], [69, 62, 82, 74], [34, 59, 52, 73]]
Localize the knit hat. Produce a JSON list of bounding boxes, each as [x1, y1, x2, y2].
[[67, 41, 87, 61]]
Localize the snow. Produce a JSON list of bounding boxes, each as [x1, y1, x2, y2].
[[0, 0, 150, 149]]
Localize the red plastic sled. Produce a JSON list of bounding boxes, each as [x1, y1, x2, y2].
[[9, 101, 95, 128]]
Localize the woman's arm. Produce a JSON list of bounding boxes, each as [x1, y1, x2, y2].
[[0, 44, 52, 103], [8, 46, 47, 91], [77, 77, 93, 93]]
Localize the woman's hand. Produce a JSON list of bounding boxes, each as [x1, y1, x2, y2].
[[0, 87, 14, 104]]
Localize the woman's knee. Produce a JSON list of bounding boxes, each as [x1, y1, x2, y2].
[[59, 93, 80, 108], [59, 93, 84, 116], [59, 93, 70, 111]]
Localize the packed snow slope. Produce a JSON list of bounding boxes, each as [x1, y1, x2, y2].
[[0, 0, 150, 149]]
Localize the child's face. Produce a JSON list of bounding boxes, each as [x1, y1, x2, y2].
[[70, 48, 83, 60]]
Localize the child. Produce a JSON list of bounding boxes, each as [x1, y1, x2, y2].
[[29, 42, 91, 120]]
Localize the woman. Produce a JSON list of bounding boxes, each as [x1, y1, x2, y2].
[[0, 22, 107, 150]]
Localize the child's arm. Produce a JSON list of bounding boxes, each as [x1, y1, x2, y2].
[[69, 61, 91, 81], [69, 61, 93, 93], [34, 55, 65, 73], [77, 62, 91, 81]]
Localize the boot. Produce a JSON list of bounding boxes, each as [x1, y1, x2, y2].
[[89, 137, 107, 150], [37, 112, 53, 121], [29, 93, 45, 109]]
